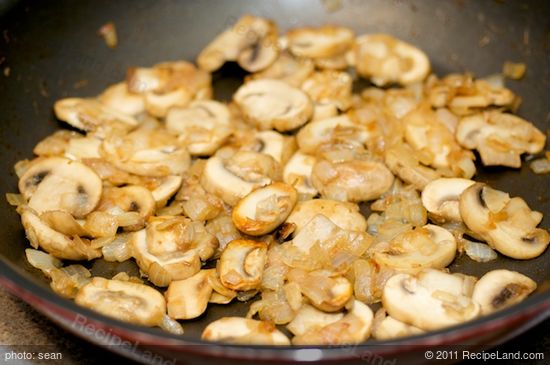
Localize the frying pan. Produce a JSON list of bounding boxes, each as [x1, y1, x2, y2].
[[0, 0, 549, 364]]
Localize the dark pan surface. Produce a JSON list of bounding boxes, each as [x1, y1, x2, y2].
[[0, 0, 549, 357]]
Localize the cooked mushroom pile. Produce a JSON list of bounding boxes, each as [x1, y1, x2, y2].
[[7, 15, 548, 345]]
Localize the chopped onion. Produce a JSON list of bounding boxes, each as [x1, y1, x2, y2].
[[25, 248, 62, 277], [530, 158, 550, 175], [6, 193, 26, 206], [463, 239, 497, 262], [84, 211, 118, 238], [115, 212, 143, 227], [482, 74, 505, 89], [159, 315, 184, 335], [237, 289, 259, 302], [102, 234, 132, 262], [503, 62, 526, 80], [147, 261, 172, 287], [50, 265, 91, 299]]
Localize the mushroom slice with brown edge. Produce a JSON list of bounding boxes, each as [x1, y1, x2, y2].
[[95, 185, 156, 231], [100, 127, 191, 177], [286, 303, 344, 337], [373, 225, 457, 271], [233, 79, 313, 132], [131, 216, 216, 286], [459, 183, 550, 259], [218, 239, 268, 291], [75, 277, 166, 327], [311, 158, 394, 202], [165, 269, 214, 320], [456, 111, 546, 168], [286, 199, 366, 237], [354, 34, 430, 86], [296, 115, 372, 154], [384, 143, 440, 191], [291, 300, 373, 345], [98, 82, 145, 116], [127, 61, 212, 118], [283, 151, 318, 199], [371, 308, 424, 340], [287, 269, 352, 312], [201, 317, 290, 345], [301, 70, 353, 113], [232, 183, 298, 236], [286, 26, 354, 63], [150, 175, 183, 208], [54, 98, 139, 133], [20, 208, 101, 261], [421, 178, 475, 223], [249, 130, 297, 165], [166, 100, 233, 156], [201, 151, 279, 206], [33, 130, 82, 158], [247, 52, 314, 87], [472, 269, 536, 315], [18, 157, 102, 218], [197, 15, 279, 73], [382, 269, 480, 331], [64, 136, 102, 161]]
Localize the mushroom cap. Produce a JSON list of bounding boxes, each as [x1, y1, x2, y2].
[[166, 269, 213, 320], [253, 130, 297, 165], [19, 157, 103, 218], [201, 317, 290, 345], [151, 175, 183, 208], [233, 79, 313, 132], [247, 52, 314, 87], [371, 309, 424, 340], [20, 208, 101, 261], [382, 270, 480, 331], [301, 70, 353, 112], [287, 25, 354, 59], [218, 239, 268, 291], [286, 199, 367, 237], [286, 304, 343, 336], [98, 82, 145, 116], [311, 158, 394, 202], [472, 269, 536, 315], [232, 182, 298, 236], [75, 277, 166, 327], [354, 34, 430, 86], [421, 178, 475, 222], [96, 185, 156, 230], [283, 151, 318, 198], [373, 225, 457, 271]]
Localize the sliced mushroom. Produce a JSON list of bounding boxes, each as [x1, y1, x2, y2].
[[201, 150, 279, 206], [384, 143, 440, 190], [421, 178, 475, 223], [33, 130, 83, 157], [232, 183, 298, 236], [127, 61, 212, 117], [301, 70, 353, 113], [286, 304, 344, 336], [54, 98, 139, 133], [382, 270, 480, 331], [371, 308, 424, 340], [283, 151, 318, 199], [64, 136, 102, 160], [286, 199, 366, 237], [75, 277, 166, 327], [456, 111, 546, 168], [18, 157, 102, 218], [249, 130, 297, 165], [287, 269, 352, 312], [233, 79, 313, 131], [459, 183, 550, 259], [20, 208, 101, 260], [404, 105, 476, 178], [95, 185, 156, 230], [131, 216, 216, 286], [472, 269, 537, 315], [296, 115, 372, 154], [373, 225, 457, 271], [165, 269, 213, 320], [247, 52, 314, 87], [166, 100, 233, 156], [100, 127, 191, 177], [311, 158, 394, 202], [286, 26, 354, 64], [150, 175, 183, 208], [98, 82, 145, 116], [218, 239, 268, 291], [292, 300, 373, 345], [201, 317, 290, 345], [197, 15, 279, 73], [354, 34, 430, 86]]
